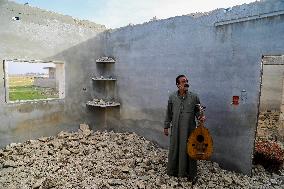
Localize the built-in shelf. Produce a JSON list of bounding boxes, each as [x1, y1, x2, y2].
[[96, 61, 115, 63], [92, 77, 116, 81], [86, 99, 120, 108], [89, 56, 119, 110], [96, 57, 115, 63]]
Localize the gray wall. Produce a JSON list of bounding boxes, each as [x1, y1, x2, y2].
[[96, 0, 283, 175], [260, 65, 284, 111], [34, 78, 56, 88], [0, 0, 106, 147], [260, 56, 284, 111]]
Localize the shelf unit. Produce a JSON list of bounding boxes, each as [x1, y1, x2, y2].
[[86, 99, 120, 108], [96, 61, 115, 64], [87, 57, 120, 108], [92, 77, 117, 81], [95, 57, 115, 64]]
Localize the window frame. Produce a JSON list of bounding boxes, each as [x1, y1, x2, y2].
[[3, 59, 65, 103]]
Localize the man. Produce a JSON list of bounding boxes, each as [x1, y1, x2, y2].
[[164, 74, 204, 183]]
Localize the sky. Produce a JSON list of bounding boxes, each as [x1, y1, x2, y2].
[[12, 0, 258, 28], [8, 62, 54, 75]]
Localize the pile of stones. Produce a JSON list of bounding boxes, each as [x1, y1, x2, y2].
[[96, 57, 115, 63], [93, 76, 116, 80], [86, 99, 120, 107], [0, 124, 283, 189], [257, 111, 284, 142]]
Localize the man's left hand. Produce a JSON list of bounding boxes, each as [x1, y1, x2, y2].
[[198, 115, 206, 122]]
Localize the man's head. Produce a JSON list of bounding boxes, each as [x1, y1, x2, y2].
[[176, 74, 189, 92]]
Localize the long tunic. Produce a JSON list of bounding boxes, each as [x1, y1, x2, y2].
[[164, 90, 200, 178]]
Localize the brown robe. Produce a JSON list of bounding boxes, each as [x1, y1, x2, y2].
[[164, 90, 200, 179]]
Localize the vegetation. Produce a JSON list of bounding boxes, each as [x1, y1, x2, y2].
[[9, 76, 34, 87], [8, 76, 59, 101]]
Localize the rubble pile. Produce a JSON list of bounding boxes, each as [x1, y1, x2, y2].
[[93, 76, 116, 80], [257, 111, 284, 142], [0, 124, 283, 189], [86, 99, 120, 107]]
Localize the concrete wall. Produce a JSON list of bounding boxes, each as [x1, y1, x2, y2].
[[260, 56, 284, 111], [55, 63, 65, 99], [34, 78, 56, 88], [47, 68, 56, 79], [92, 0, 283, 175], [0, 0, 106, 147]]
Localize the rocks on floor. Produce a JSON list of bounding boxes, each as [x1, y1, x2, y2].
[[0, 124, 283, 189], [257, 111, 284, 142]]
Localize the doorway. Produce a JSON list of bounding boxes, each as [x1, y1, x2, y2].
[[257, 55, 284, 142], [254, 55, 284, 172]]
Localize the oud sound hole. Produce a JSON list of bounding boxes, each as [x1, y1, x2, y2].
[[197, 135, 204, 143]]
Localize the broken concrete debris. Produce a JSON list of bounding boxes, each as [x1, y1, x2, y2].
[[257, 111, 284, 142], [86, 98, 120, 107], [96, 57, 115, 63], [0, 124, 283, 188], [92, 76, 116, 80]]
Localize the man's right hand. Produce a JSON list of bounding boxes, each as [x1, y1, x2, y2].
[[164, 128, 169, 136]]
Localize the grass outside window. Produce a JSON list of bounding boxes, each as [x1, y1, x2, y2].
[[8, 76, 59, 101]]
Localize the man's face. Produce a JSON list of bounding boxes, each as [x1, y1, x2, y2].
[[177, 76, 189, 91]]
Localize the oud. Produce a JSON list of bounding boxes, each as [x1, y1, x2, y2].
[[187, 104, 213, 160]]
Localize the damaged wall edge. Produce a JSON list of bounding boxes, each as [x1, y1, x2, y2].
[[214, 10, 284, 26]]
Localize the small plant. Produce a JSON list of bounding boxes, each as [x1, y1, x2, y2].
[[253, 140, 284, 173]]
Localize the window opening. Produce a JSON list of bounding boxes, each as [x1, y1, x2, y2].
[[3, 59, 65, 102]]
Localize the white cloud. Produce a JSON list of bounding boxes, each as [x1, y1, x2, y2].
[[91, 0, 154, 28], [91, 0, 258, 28]]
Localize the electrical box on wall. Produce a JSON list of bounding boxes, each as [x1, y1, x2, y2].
[[232, 96, 239, 105]]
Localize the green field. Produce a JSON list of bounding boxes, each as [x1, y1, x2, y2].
[[8, 76, 59, 101]]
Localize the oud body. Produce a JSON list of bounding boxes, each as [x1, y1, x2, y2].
[[187, 105, 213, 160]]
